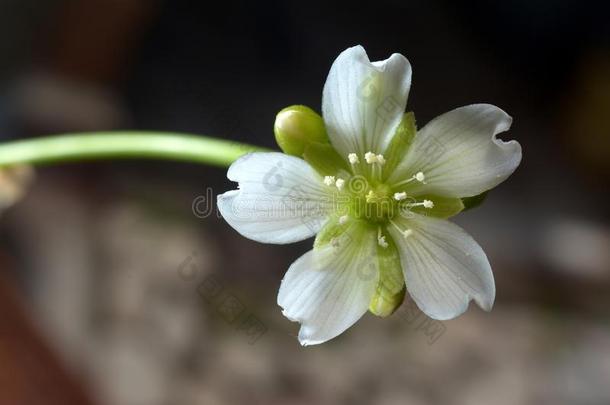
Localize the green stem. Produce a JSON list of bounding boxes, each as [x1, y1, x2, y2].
[[0, 132, 270, 168]]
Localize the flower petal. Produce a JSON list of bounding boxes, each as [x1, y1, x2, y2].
[[278, 222, 378, 345], [388, 213, 495, 320], [322, 45, 412, 159], [388, 104, 522, 198], [217, 152, 333, 244]]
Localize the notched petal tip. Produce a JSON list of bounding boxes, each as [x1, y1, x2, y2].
[[487, 106, 522, 183], [390, 104, 522, 198], [218, 152, 331, 244], [278, 299, 320, 347], [297, 330, 324, 347], [340, 45, 412, 73], [474, 284, 496, 313], [421, 290, 495, 321], [323, 45, 413, 158], [225, 151, 260, 181]]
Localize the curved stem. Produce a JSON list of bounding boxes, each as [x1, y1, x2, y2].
[[0, 132, 270, 168]]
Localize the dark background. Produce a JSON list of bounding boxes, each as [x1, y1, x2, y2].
[[1, 1, 609, 404]]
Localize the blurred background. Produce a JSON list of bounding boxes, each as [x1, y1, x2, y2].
[[0, 0, 609, 404]]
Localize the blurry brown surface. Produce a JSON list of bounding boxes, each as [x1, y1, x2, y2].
[[0, 263, 94, 405]]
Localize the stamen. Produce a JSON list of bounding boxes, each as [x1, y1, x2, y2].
[[323, 175, 335, 186], [393, 191, 407, 201], [364, 151, 377, 164], [335, 178, 345, 190], [390, 220, 414, 239], [377, 228, 388, 248], [405, 199, 435, 209], [338, 215, 349, 225], [392, 171, 427, 187], [376, 154, 386, 165], [378, 236, 388, 248], [348, 153, 360, 164]]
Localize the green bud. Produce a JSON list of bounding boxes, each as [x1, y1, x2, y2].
[[274, 105, 328, 157]]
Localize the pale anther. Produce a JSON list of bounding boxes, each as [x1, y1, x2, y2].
[[402, 229, 413, 238], [335, 178, 345, 190], [393, 191, 407, 201], [414, 172, 425, 182], [378, 236, 388, 248], [348, 153, 360, 164], [364, 151, 377, 164], [323, 175, 335, 186], [376, 154, 386, 165], [339, 215, 349, 225], [423, 199, 434, 209]]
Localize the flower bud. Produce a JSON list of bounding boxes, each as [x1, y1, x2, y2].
[[274, 105, 328, 157]]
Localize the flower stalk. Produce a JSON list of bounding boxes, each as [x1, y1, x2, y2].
[[0, 132, 267, 168]]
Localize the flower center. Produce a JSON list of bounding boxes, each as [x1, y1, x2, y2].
[[322, 151, 433, 226], [361, 183, 393, 222]]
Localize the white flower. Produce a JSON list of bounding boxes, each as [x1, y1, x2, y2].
[[218, 45, 522, 346]]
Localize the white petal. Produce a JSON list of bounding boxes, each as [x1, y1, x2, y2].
[[217, 152, 333, 244], [389, 104, 522, 198], [322, 45, 412, 158], [278, 224, 379, 345], [388, 214, 495, 320]]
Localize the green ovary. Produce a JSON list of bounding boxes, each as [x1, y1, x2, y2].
[[342, 181, 403, 224]]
